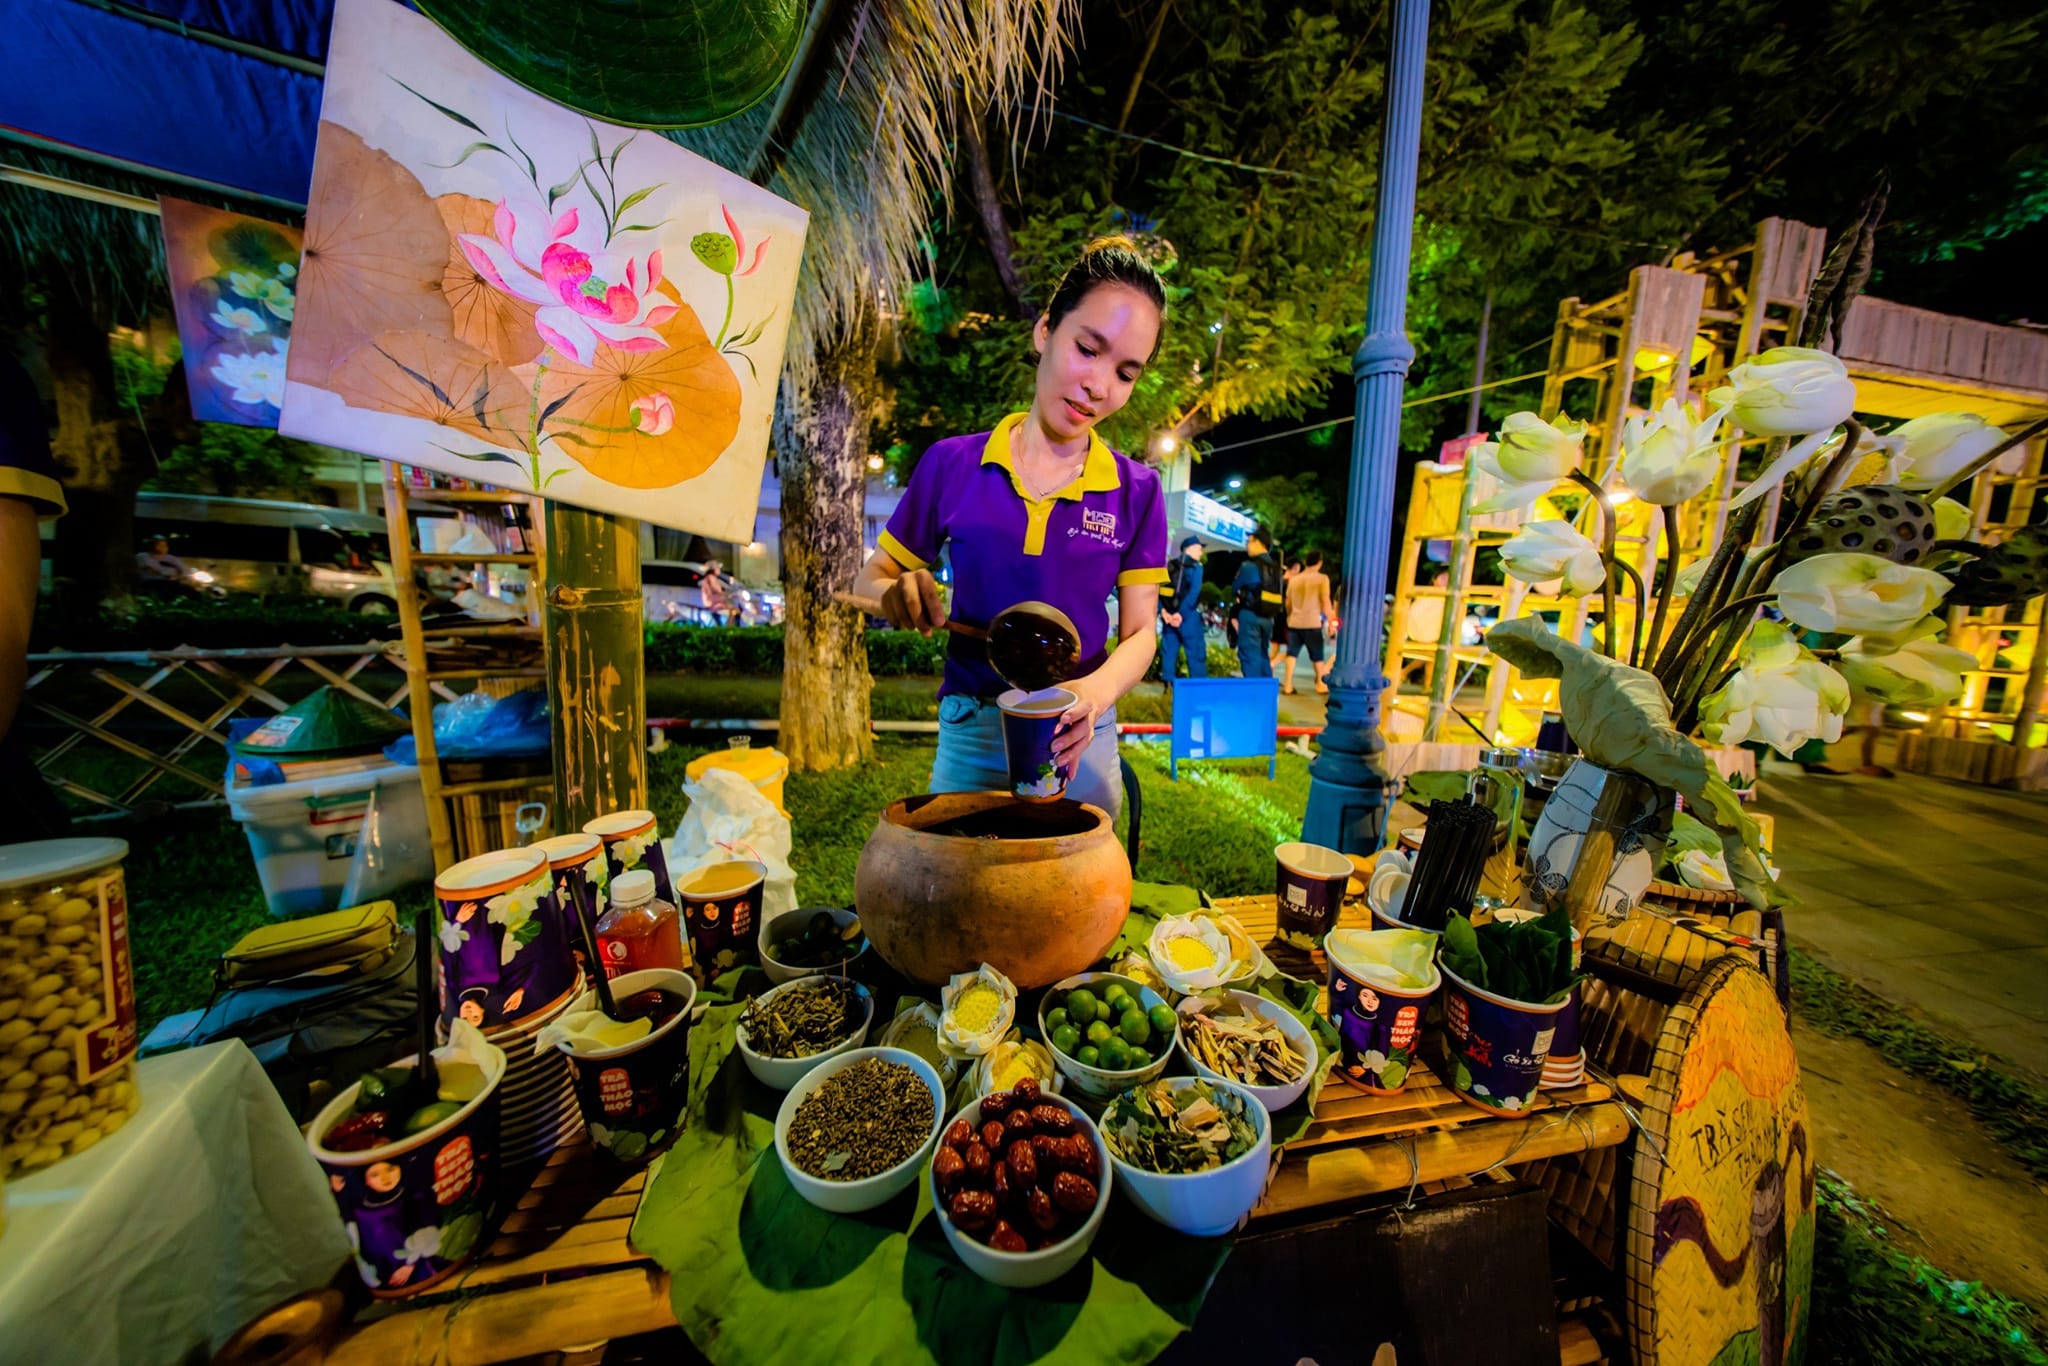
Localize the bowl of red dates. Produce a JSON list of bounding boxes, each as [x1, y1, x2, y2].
[[927, 1076, 1111, 1288]]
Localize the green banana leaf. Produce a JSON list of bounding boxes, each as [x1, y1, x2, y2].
[[414, 0, 806, 129], [631, 999, 1229, 1366], [1485, 618, 1778, 910]]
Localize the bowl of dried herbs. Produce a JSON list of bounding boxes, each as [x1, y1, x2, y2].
[[736, 976, 874, 1090], [774, 1047, 946, 1212]]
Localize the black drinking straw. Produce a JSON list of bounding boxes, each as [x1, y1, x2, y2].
[[1403, 798, 1497, 930], [415, 904, 441, 1098], [571, 887, 620, 1019]]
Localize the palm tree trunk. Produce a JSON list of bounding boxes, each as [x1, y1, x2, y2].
[[961, 111, 1034, 320], [773, 310, 878, 772]]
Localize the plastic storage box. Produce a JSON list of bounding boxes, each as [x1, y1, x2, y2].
[[227, 763, 429, 917]]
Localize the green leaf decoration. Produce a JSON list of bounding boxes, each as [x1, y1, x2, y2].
[[392, 77, 489, 136], [1485, 617, 1777, 909], [432, 140, 508, 171], [616, 184, 662, 217], [411, 0, 807, 130]]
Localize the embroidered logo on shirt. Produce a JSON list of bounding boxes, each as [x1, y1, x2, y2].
[[1082, 508, 1117, 537]]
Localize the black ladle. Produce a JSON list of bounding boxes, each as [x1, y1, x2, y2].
[[834, 593, 1082, 692]]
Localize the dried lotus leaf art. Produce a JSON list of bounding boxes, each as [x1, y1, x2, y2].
[[280, 0, 806, 538]]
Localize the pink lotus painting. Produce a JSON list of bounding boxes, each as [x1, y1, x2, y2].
[[280, 0, 807, 539]]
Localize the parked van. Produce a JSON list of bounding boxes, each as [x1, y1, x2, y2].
[[134, 493, 401, 614]]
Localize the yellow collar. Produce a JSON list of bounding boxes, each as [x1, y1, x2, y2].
[[981, 412, 1120, 502]]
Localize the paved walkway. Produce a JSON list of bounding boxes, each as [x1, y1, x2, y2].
[[1756, 757, 2048, 1079]]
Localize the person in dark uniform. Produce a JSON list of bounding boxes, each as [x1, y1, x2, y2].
[[1159, 534, 1207, 683], [1232, 526, 1284, 678]]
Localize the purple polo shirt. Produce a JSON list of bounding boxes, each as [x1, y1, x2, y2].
[[882, 414, 1170, 699]]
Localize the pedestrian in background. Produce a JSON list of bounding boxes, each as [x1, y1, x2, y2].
[[1232, 526, 1284, 678], [1160, 534, 1207, 682]]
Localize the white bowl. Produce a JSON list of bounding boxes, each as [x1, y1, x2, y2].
[[1103, 1076, 1273, 1237], [758, 906, 870, 986], [1177, 989, 1320, 1114], [1037, 972, 1177, 1104], [928, 1093, 1111, 1288], [735, 977, 875, 1090], [774, 1047, 946, 1213]]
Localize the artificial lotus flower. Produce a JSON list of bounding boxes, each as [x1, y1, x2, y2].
[[1499, 520, 1607, 596], [1710, 347, 1857, 439], [1837, 632, 1976, 706], [1713, 347, 1859, 507], [1933, 497, 1973, 544], [629, 392, 676, 436], [1470, 411, 1587, 513], [1148, 915, 1241, 994], [458, 199, 678, 365], [1697, 620, 1850, 758], [937, 962, 1016, 1060], [974, 1037, 1061, 1097], [877, 1001, 958, 1086], [1770, 552, 1951, 638], [1888, 412, 2009, 491], [1619, 399, 1727, 505]]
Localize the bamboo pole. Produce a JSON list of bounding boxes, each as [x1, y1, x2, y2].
[[545, 506, 647, 830]]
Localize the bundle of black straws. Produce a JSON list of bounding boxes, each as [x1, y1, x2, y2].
[[1401, 798, 1499, 931]]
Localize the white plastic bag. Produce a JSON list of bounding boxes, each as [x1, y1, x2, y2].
[[668, 767, 797, 923]]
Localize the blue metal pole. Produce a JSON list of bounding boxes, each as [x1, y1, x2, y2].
[[1302, 0, 1430, 854]]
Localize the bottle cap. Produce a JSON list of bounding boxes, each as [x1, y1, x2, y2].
[[611, 869, 656, 907]]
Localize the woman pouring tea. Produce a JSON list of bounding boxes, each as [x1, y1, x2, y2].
[[848, 237, 1170, 818]]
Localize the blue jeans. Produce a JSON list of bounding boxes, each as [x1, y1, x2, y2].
[[1235, 611, 1273, 678], [1160, 618, 1207, 681], [930, 694, 1123, 820]]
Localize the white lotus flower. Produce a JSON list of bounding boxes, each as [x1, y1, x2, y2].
[[210, 344, 288, 408], [438, 919, 469, 954], [1620, 400, 1727, 505], [1698, 621, 1850, 759], [1471, 412, 1587, 513], [1499, 520, 1606, 596], [1771, 553, 1951, 638], [1838, 633, 1976, 706], [937, 963, 1016, 1060], [1889, 413, 2008, 491], [1710, 347, 1857, 438], [1148, 915, 1240, 993], [613, 830, 656, 869]]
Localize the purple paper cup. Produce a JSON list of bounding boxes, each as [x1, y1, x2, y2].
[[532, 832, 609, 976], [434, 848, 576, 1034], [677, 859, 767, 981], [1540, 986, 1585, 1089], [1326, 956, 1439, 1095], [309, 1031, 507, 1298], [1439, 964, 1570, 1114], [583, 809, 675, 905], [555, 968, 697, 1166], [1275, 841, 1352, 946], [998, 687, 1076, 802]]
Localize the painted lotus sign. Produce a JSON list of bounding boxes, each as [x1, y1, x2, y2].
[[159, 197, 302, 426], [281, 0, 807, 538]]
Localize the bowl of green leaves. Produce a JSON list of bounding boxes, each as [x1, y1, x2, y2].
[[1436, 907, 1577, 1113], [1099, 1076, 1270, 1236]]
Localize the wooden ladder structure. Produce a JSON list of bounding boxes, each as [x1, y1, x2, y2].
[[380, 466, 553, 871]]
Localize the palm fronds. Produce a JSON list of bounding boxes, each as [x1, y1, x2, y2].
[[0, 148, 175, 327], [665, 0, 1085, 387]]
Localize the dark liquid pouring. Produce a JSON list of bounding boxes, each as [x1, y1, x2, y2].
[[986, 610, 1081, 692]]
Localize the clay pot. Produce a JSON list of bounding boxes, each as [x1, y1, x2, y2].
[[855, 792, 1132, 988]]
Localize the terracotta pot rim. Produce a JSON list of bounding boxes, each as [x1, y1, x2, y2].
[[877, 792, 1113, 849]]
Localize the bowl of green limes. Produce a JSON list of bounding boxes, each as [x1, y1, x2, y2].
[[1037, 972, 1178, 1104]]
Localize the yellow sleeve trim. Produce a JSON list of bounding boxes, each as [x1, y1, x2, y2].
[[0, 467, 66, 517], [878, 529, 928, 570], [1117, 566, 1170, 587]]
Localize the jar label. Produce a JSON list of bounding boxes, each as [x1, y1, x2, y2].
[[77, 871, 139, 1084]]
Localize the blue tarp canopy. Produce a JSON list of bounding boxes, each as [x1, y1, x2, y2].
[[0, 0, 333, 207]]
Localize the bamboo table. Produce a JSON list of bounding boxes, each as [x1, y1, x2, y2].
[[317, 894, 1630, 1365]]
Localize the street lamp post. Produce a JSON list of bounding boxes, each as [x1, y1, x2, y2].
[[1302, 0, 1431, 854]]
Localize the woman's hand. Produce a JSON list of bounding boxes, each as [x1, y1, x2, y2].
[[1052, 670, 1118, 777], [878, 569, 948, 633]]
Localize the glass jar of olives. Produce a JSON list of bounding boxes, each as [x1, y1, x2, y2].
[[0, 838, 142, 1179]]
